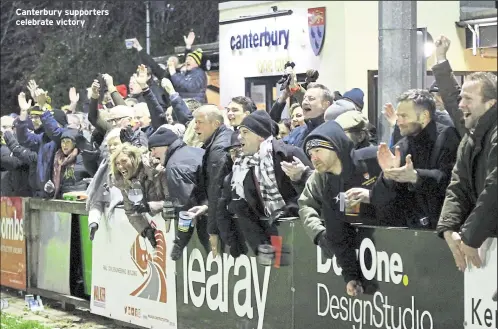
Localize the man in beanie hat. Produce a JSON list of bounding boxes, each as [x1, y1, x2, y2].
[[168, 47, 207, 103], [299, 120, 380, 297], [342, 88, 364, 111], [341, 87, 379, 144], [148, 126, 208, 260], [229, 110, 312, 259]]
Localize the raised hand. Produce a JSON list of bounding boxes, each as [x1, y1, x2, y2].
[[382, 103, 397, 128], [435, 35, 451, 62], [377, 143, 401, 172], [34, 88, 48, 108], [184, 31, 195, 48], [384, 154, 418, 183], [91, 80, 100, 99], [135, 65, 148, 89], [18, 92, 32, 114], [131, 38, 143, 51], [69, 87, 80, 104], [102, 73, 115, 92], [281, 156, 307, 181], [161, 78, 175, 95], [27, 80, 39, 100]]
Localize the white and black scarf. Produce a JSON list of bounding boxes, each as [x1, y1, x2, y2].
[[231, 136, 286, 217]]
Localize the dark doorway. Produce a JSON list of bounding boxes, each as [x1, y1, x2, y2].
[[245, 74, 306, 116]]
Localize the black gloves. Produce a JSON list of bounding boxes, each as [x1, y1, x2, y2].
[[120, 126, 135, 144]]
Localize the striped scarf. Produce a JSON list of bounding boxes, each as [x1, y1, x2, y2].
[[231, 136, 286, 218]]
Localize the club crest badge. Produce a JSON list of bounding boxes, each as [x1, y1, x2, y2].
[[308, 7, 326, 56]]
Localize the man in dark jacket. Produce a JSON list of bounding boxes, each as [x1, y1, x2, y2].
[[169, 48, 207, 103], [188, 105, 232, 255], [432, 35, 466, 138], [148, 126, 209, 260], [371, 89, 460, 228], [16, 92, 69, 197], [1, 116, 32, 196], [228, 111, 312, 255], [437, 72, 497, 271], [299, 120, 372, 296], [1, 129, 33, 197], [216, 131, 248, 258]]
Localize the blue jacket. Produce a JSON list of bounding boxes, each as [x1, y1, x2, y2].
[[283, 116, 325, 147], [170, 67, 207, 103]]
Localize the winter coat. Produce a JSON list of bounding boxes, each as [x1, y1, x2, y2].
[[15, 119, 58, 197], [225, 139, 313, 252], [0, 143, 31, 197], [372, 121, 461, 228], [189, 125, 233, 235], [141, 87, 168, 137], [170, 93, 194, 125], [437, 105, 497, 248], [50, 130, 90, 198], [2, 133, 33, 196], [170, 67, 207, 103], [163, 139, 204, 206], [114, 163, 168, 218], [432, 60, 466, 138]]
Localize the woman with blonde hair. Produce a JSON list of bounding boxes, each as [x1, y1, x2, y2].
[[111, 143, 169, 248], [86, 128, 124, 240]]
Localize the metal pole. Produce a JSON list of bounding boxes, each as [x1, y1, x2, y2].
[[378, 1, 418, 143], [146, 0, 150, 54]]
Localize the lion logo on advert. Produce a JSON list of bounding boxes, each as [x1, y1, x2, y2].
[[129, 226, 167, 303]]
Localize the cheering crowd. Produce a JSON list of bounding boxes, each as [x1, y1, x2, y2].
[[1, 34, 496, 297]]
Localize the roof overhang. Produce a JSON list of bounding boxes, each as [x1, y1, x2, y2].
[[456, 9, 497, 55]]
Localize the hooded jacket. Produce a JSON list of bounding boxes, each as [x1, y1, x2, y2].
[[298, 121, 369, 283], [437, 105, 497, 248]]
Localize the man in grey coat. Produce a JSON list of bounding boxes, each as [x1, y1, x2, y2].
[[149, 126, 209, 260]]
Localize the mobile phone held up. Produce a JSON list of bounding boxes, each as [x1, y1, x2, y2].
[[125, 38, 135, 49]]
